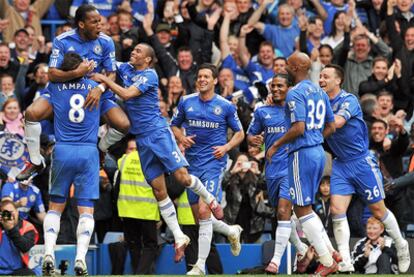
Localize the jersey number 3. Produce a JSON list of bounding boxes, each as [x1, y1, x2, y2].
[[307, 99, 326, 130], [69, 94, 85, 123]]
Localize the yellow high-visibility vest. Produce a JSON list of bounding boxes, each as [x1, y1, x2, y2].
[[117, 151, 160, 220], [177, 190, 195, 225]]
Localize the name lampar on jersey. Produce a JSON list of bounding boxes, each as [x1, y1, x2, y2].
[[56, 83, 94, 92], [188, 120, 219, 129]]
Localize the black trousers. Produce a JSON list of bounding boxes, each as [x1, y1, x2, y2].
[[122, 217, 159, 274], [182, 225, 223, 274], [376, 252, 393, 274]]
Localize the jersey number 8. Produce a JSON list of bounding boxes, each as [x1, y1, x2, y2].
[[307, 99, 326, 130], [69, 94, 85, 123]]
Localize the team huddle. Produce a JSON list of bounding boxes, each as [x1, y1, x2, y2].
[[16, 4, 411, 277]]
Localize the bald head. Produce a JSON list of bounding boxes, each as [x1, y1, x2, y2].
[[288, 52, 311, 72]]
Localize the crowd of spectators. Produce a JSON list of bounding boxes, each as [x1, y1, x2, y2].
[[0, 0, 414, 268]]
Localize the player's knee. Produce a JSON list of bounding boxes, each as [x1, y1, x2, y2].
[[369, 202, 386, 219], [175, 170, 192, 187], [198, 204, 211, 219], [152, 186, 167, 200], [330, 203, 345, 216], [277, 206, 291, 220], [25, 105, 38, 121]]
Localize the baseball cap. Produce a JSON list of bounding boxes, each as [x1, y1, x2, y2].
[[156, 23, 171, 33]]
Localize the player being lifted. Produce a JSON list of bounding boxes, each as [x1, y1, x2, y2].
[[266, 53, 338, 276], [92, 43, 224, 263], [41, 52, 112, 276], [247, 73, 311, 274], [18, 4, 129, 181], [320, 64, 410, 273], [171, 63, 245, 275]]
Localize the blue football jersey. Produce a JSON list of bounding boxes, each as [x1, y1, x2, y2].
[[49, 29, 116, 73], [171, 93, 242, 168], [285, 80, 335, 152], [45, 78, 110, 144], [326, 90, 369, 161], [247, 105, 288, 179], [1, 182, 45, 220], [116, 62, 169, 136]]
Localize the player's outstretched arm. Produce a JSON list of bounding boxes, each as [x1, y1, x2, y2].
[[266, 122, 305, 162], [93, 73, 141, 100]]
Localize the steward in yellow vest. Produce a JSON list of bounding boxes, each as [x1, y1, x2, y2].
[[117, 140, 159, 275]]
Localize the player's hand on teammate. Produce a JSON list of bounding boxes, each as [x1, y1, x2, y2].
[[77, 60, 95, 77], [85, 86, 103, 110], [180, 135, 196, 149], [212, 145, 229, 159], [266, 144, 278, 162]]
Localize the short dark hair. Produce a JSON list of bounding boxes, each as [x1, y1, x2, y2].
[[141, 43, 157, 67], [274, 57, 287, 63], [373, 56, 389, 67], [372, 118, 388, 129], [273, 73, 292, 86], [178, 46, 192, 54], [75, 4, 98, 26], [60, 52, 83, 72], [197, 63, 218, 79], [324, 64, 345, 85], [377, 90, 393, 100], [259, 41, 273, 50], [319, 44, 334, 56]]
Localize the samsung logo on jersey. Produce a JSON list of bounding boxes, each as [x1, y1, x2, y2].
[[267, 126, 286, 133], [57, 83, 93, 91], [188, 120, 219, 128]]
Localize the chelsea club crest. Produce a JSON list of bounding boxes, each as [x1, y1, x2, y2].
[[214, 106, 222, 115], [94, 44, 102, 55], [0, 132, 28, 167]]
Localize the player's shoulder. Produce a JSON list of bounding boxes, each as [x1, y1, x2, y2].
[[255, 104, 271, 114], [55, 29, 76, 41], [98, 33, 113, 42], [29, 184, 40, 194], [181, 92, 199, 103], [215, 94, 232, 105], [339, 90, 357, 100]]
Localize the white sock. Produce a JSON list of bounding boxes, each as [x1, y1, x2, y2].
[[43, 210, 61, 258], [289, 218, 308, 256], [211, 216, 232, 236], [313, 212, 335, 253], [98, 127, 125, 152], [299, 213, 333, 266], [189, 175, 214, 204], [381, 209, 405, 247], [25, 120, 42, 165], [196, 218, 212, 271], [158, 197, 185, 240], [272, 220, 291, 266], [75, 213, 95, 262], [332, 214, 351, 263]]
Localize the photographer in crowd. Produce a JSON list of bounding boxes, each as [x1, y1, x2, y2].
[[0, 199, 38, 276]]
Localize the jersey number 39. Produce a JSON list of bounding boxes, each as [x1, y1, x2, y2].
[[307, 99, 326, 130], [69, 94, 85, 123]]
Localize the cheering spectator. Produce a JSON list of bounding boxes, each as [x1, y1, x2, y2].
[[351, 217, 398, 274], [359, 57, 402, 100], [0, 0, 54, 44], [222, 153, 266, 243], [1, 179, 46, 223], [0, 43, 20, 81], [0, 200, 39, 276], [339, 27, 391, 94], [248, 2, 299, 58], [272, 57, 287, 74], [313, 176, 333, 237], [321, 11, 347, 50], [0, 98, 24, 136], [167, 76, 186, 117], [70, 0, 122, 18], [386, 0, 414, 117], [0, 74, 16, 109]]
